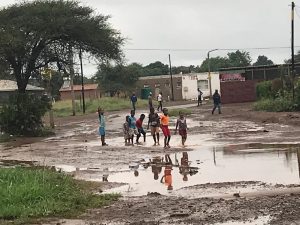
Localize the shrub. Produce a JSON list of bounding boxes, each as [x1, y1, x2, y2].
[[0, 93, 51, 136], [253, 97, 295, 112], [256, 81, 276, 99]]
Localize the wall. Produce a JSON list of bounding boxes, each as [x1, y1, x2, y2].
[[60, 89, 100, 100], [220, 80, 257, 104], [181, 74, 198, 100], [136, 76, 183, 101]]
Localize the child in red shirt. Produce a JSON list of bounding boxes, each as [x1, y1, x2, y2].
[[160, 108, 171, 148]]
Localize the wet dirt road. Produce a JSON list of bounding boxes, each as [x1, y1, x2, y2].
[[1, 103, 300, 225]]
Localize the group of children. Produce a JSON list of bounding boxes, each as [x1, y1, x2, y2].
[[122, 107, 188, 149]]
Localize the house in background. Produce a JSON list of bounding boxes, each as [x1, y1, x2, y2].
[[59, 81, 100, 100], [136, 72, 220, 101], [0, 80, 44, 103]]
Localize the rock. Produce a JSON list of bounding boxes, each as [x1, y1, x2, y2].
[[233, 193, 240, 197], [147, 192, 161, 197]]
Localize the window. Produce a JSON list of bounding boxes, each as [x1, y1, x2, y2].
[[176, 81, 182, 89], [144, 84, 149, 88], [197, 80, 208, 90], [155, 84, 160, 88], [165, 82, 170, 87]]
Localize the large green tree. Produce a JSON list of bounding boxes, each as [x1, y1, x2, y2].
[[94, 63, 141, 96], [227, 50, 252, 67], [253, 55, 274, 66], [143, 61, 169, 76], [199, 56, 230, 72], [0, 0, 124, 93]]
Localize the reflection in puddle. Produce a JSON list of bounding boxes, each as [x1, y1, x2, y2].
[[102, 143, 300, 196]]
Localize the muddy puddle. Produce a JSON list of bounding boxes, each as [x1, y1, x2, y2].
[[98, 142, 300, 197]]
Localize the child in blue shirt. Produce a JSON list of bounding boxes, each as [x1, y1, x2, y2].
[[98, 107, 108, 146]]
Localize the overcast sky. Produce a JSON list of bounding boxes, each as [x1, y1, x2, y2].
[[1, 0, 300, 76]]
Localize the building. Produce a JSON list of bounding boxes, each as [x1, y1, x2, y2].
[[136, 72, 220, 101], [0, 80, 44, 103], [59, 82, 100, 100]]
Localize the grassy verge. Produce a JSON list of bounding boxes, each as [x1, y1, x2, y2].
[[0, 167, 119, 224], [0, 133, 12, 143], [168, 108, 192, 117], [253, 98, 295, 112], [53, 97, 148, 117]]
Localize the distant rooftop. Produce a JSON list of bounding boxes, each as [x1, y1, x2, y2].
[[0, 80, 44, 92], [59, 83, 99, 92]]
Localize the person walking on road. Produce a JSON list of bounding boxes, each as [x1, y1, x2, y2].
[[157, 91, 163, 111], [197, 88, 203, 106], [212, 90, 221, 114], [130, 92, 137, 111]]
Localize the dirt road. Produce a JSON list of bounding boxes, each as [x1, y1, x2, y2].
[[1, 102, 300, 225]]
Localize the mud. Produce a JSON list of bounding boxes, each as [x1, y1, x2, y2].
[[1, 102, 300, 225]]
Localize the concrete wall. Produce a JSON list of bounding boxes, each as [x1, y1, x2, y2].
[[60, 89, 101, 100], [136, 76, 183, 101], [181, 74, 198, 100]]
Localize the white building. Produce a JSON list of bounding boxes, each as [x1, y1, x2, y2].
[[181, 72, 220, 100]]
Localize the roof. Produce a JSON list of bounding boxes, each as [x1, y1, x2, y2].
[[0, 80, 44, 92], [59, 83, 99, 92]]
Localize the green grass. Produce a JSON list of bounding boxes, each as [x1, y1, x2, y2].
[[53, 97, 148, 117], [0, 133, 12, 143], [0, 167, 119, 224], [168, 108, 192, 117], [253, 98, 296, 112]]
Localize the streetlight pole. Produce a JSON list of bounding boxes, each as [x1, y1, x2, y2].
[[207, 49, 218, 97], [79, 48, 85, 114], [169, 54, 174, 101]]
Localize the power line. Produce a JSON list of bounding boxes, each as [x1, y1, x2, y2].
[[124, 46, 300, 52]]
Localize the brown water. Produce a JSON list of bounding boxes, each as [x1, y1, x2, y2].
[[100, 141, 300, 196]]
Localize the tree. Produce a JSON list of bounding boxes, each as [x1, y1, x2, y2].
[[199, 56, 229, 72], [227, 50, 252, 67], [143, 61, 169, 76], [0, 0, 124, 93], [94, 63, 141, 96], [253, 55, 274, 66]]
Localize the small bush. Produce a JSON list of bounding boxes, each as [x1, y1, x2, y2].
[[256, 81, 276, 99], [253, 97, 295, 112], [0, 93, 51, 136]]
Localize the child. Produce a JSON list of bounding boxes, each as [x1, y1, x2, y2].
[[160, 108, 171, 149], [98, 107, 108, 146], [128, 109, 137, 145], [147, 107, 160, 145], [123, 115, 130, 145], [174, 111, 188, 146], [136, 114, 146, 144]]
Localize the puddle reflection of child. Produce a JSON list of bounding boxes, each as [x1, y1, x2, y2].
[[180, 152, 189, 181], [151, 156, 162, 180], [161, 165, 173, 190]]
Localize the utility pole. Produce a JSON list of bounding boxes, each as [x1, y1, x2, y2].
[[207, 49, 218, 97], [79, 48, 85, 114], [69, 45, 76, 116], [291, 1, 295, 101], [168, 54, 174, 101]]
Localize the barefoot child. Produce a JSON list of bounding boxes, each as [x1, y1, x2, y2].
[[98, 107, 108, 146], [175, 111, 188, 146], [136, 114, 146, 144], [147, 107, 160, 145], [160, 108, 171, 148], [123, 115, 130, 145], [128, 109, 138, 145]]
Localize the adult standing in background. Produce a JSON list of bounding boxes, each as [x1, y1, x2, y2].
[[130, 92, 137, 111], [157, 91, 163, 111], [212, 90, 221, 114], [197, 88, 203, 106]]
